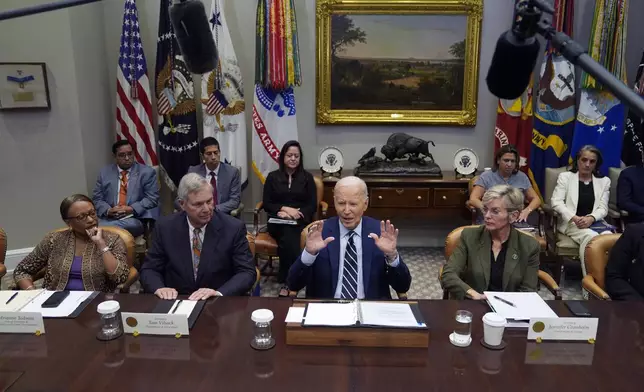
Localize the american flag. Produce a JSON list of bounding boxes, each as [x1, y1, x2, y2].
[[115, 0, 158, 167], [206, 90, 229, 115]]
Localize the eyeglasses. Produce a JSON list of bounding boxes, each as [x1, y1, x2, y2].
[[116, 152, 134, 159], [67, 209, 97, 221]]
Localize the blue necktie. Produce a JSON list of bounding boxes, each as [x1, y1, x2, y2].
[[341, 231, 358, 299]]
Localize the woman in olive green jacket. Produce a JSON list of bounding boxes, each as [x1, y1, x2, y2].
[[442, 184, 540, 300]]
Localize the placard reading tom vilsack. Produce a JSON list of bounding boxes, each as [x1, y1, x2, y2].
[[528, 318, 598, 342]]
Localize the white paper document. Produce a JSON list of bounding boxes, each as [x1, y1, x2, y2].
[[0, 290, 46, 312], [21, 290, 95, 318], [302, 301, 425, 328], [285, 307, 305, 323], [303, 302, 356, 326], [484, 291, 558, 328], [360, 302, 425, 328], [168, 300, 198, 317]]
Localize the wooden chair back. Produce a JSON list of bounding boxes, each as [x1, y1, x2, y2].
[[584, 233, 621, 291], [0, 228, 7, 278]]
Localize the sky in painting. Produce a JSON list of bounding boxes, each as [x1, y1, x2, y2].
[[336, 14, 467, 60]]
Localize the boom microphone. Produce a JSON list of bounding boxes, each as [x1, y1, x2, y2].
[[169, 0, 218, 74], [486, 31, 541, 99]]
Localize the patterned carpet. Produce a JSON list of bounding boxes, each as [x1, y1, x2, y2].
[[258, 247, 584, 300]]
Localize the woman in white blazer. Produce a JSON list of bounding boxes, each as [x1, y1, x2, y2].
[[550, 145, 612, 276]]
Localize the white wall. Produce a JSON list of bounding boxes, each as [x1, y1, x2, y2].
[[0, 0, 88, 249], [1, 0, 643, 249]]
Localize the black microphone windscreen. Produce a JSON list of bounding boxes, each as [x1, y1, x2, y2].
[[486, 31, 540, 99], [170, 0, 217, 74]]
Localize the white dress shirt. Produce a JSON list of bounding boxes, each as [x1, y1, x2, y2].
[[300, 219, 400, 299], [206, 164, 220, 187]]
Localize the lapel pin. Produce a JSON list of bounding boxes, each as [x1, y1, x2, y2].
[[512, 254, 518, 260]]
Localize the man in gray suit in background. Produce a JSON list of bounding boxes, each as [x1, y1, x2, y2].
[[93, 140, 160, 237], [174, 137, 241, 214]]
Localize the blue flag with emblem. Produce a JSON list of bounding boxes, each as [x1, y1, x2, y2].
[[528, 0, 575, 199], [155, 0, 200, 190], [570, 0, 628, 175]]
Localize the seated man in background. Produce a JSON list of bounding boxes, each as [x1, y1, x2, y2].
[[173, 137, 241, 214], [288, 176, 411, 299], [617, 163, 644, 227], [93, 140, 159, 237], [141, 173, 256, 300], [605, 224, 644, 300]]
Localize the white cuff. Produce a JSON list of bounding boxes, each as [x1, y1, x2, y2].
[[386, 255, 400, 268], [300, 249, 318, 266]]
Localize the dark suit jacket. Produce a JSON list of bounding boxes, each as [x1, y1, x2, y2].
[[441, 226, 540, 299], [617, 166, 644, 224], [606, 225, 644, 300], [287, 216, 411, 299], [93, 163, 160, 220], [140, 211, 256, 296], [173, 163, 241, 214]]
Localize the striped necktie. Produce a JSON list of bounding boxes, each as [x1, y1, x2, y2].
[[341, 231, 358, 299], [192, 228, 202, 279]]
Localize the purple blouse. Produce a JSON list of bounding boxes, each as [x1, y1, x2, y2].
[[64, 256, 84, 291]]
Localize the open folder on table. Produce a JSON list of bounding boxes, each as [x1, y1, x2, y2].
[[152, 299, 206, 329], [20, 291, 98, 318], [301, 300, 427, 329], [484, 291, 558, 328]]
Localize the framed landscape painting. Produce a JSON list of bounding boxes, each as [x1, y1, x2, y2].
[[316, 0, 482, 125]]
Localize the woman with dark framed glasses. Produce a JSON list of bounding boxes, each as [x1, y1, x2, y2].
[[14, 194, 129, 291]]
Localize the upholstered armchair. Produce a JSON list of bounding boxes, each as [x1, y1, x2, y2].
[[607, 167, 626, 232]]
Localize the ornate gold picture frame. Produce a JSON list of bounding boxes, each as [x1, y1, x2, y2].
[[316, 0, 482, 125]]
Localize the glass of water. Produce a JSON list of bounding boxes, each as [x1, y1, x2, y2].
[[453, 310, 473, 345]]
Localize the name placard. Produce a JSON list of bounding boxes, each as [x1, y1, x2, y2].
[[122, 312, 189, 337], [0, 312, 45, 334], [528, 318, 598, 342]]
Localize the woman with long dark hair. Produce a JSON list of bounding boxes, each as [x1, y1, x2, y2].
[[262, 141, 317, 296]]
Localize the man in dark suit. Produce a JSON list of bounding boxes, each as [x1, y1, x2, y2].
[[287, 176, 411, 299], [173, 137, 241, 214], [617, 164, 644, 226], [141, 173, 256, 300], [606, 224, 644, 300], [93, 140, 159, 237]]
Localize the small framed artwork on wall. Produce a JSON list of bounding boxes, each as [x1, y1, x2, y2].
[[0, 62, 51, 111]]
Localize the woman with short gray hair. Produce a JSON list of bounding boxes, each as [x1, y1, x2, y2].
[[442, 184, 540, 300]]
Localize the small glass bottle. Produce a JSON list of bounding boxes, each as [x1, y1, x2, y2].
[[96, 300, 123, 341], [250, 309, 275, 350]]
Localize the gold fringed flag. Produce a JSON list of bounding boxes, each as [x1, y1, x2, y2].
[[252, 0, 301, 183]]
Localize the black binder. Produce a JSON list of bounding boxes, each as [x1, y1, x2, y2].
[[151, 299, 208, 329]]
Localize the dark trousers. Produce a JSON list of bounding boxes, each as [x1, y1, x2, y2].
[[268, 222, 306, 284]]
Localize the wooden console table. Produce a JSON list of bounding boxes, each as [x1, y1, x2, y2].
[[312, 171, 471, 221]]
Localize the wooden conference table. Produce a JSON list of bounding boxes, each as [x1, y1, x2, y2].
[[0, 296, 642, 391]]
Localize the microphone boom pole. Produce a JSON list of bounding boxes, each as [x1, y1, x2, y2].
[[526, 0, 644, 118], [0, 0, 102, 22]]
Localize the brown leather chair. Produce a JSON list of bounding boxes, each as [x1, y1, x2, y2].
[[23, 227, 138, 293], [290, 222, 408, 299], [245, 231, 261, 295], [465, 175, 547, 251], [253, 175, 328, 276], [0, 228, 7, 279], [440, 225, 562, 300], [583, 233, 621, 300]]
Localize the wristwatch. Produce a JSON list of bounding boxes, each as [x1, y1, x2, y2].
[[100, 246, 111, 255]]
